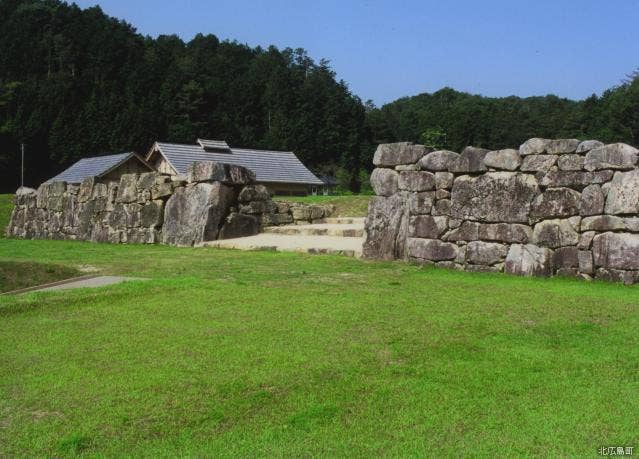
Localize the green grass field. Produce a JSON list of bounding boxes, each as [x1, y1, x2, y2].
[[276, 194, 371, 217], [1, 196, 638, 456], [0, 194, 13, 238]]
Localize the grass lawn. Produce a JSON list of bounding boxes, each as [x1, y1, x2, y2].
[[1, 195, 638, 456], [275, 194, 371, 217], [0, 193, 13, 238]]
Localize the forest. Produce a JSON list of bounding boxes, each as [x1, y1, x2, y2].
[[0, 0, 638, 192]]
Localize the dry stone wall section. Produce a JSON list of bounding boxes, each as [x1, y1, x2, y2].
[[364, 139, 639, 284], [8, 162, 270, 245], [7, 160, 335, 246]]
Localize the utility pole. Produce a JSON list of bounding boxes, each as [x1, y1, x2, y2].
[[20, 143, 24, 188]]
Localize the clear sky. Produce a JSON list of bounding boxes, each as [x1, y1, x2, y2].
[[72, 0, 639, 106]]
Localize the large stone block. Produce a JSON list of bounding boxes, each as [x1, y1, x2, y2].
[[261, 212, 293, 226], [363, 194, 408, 260], [435, 172, 454, 190], [151, 181, 172, 200], [604, 170, 639, 215], [594, 268, 639, 285], [578, 250, 594, 274], [398, 171, 435, 192], [448, 146, 489, 173], [576, 140, 604, 153], [78, 177, 95, 203], [532, 219, 579, 248], [484, 149, 521, 171], [578, 231, 596, 249], [238, 184, 271, 202], [187, 161, 255, 185], [108, 203, 127, 229], [290, 205, 311, 220], [432, 199, 451, 216], [579, 184, 604, 216], [553, 246, 579, 269], [446, 221, 479, 241], [219, 213, 259, 239], [477, 223, 532, 243], [466, 241, 508, 265], [116, 174, 138, 203], [124, 203, 142, 228], [409, 215, 447, 238], [407, 238, 458, 261], [540, 169, 613, 189], [370, 168, 399, 196], [592, 232, 639, 270], [450, 172, 539, 223], [504, 244, 554, 276], [309, 205, 327, 220], [557, 154, 584, 171], [419, 150, 460, 171], [530, 187, 580, 219], [545, 139, 580, 154], [162, 182, 236, 246], [137, 172, 158, 190], [521, 155, 557, 172], [140, 200, 164, 228], [373, 143, 428, 167], [520, 138, 579, 156], [584, 143, 638, 171], [581, 215, 625, 231], [520, 138, 550, 156]]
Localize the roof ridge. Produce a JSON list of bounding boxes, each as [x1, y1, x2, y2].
[[231, 147, 295, 154]]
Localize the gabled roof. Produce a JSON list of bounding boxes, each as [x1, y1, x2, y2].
[[48, 152, 152, 184], [150, 142, 323, 185]]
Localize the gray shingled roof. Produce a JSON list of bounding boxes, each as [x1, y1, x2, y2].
[[48, 152, 146, 184], [153, 142, 323, 185]]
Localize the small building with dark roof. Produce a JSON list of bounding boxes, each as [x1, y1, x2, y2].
[[48, 152, 153, 184], [146, 139, 323, 195]]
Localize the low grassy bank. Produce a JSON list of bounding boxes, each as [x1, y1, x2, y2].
[[0, 260, 80, 292], [275, 194, 371, 217]]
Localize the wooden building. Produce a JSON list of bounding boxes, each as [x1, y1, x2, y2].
[[146, 139, 323, 196], [48, 152, 153, 184]]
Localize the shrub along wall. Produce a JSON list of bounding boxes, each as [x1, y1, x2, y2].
[[363, 139, 639, 284]]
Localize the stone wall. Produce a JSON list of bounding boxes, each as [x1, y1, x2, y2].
[[363, 139, 639, 284], [7, 160, 335, 245], [8, 161, 265, 245], [267, 201, 335, 226]]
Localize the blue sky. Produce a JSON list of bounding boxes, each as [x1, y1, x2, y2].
[[73, 0, 639, 106]]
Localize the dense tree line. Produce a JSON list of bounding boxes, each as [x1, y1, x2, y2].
[[0, 0, 370, 191], [367, 77, 639, 152], [0, 0, 637, 193]]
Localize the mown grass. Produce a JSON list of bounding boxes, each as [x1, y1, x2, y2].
[[275, 194, 371, 217], [0, 194, 13, 238], [0, 195, 82, 292], [1, 194, 638, 456], [0, 237, 638, 456]]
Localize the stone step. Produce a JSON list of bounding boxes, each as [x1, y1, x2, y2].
[[321, 217, 366, 224], [199, 234, 364, 258], [263, 223, 365, 238]]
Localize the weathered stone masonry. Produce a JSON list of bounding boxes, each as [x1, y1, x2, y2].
[[363, 139, 639, 284], [7, 161, 334, 246]]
